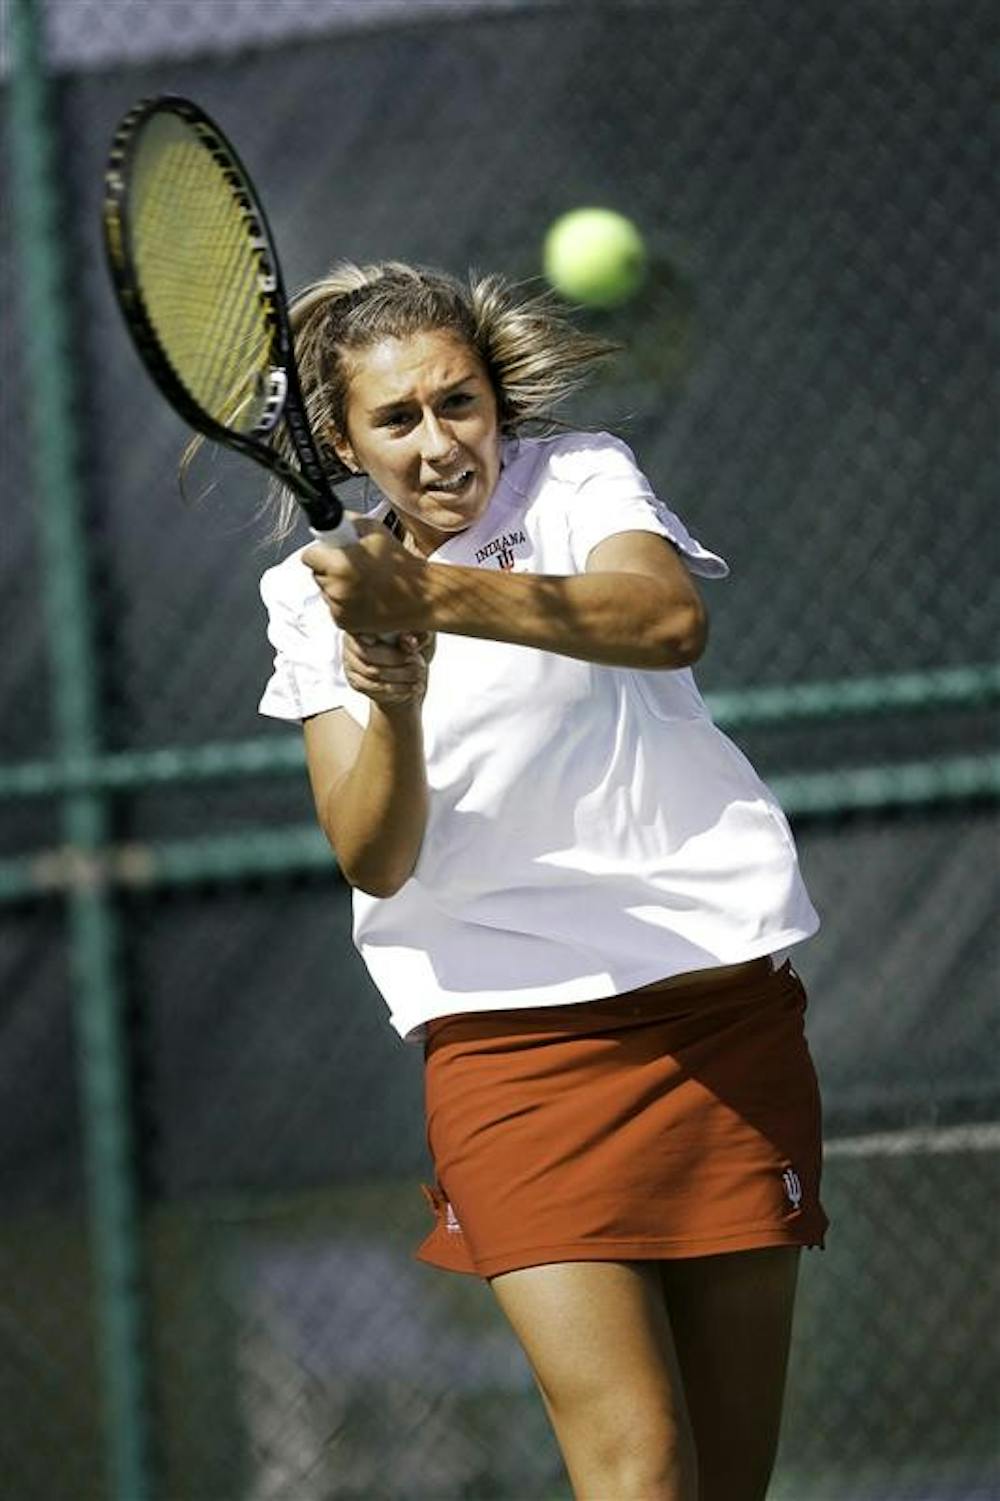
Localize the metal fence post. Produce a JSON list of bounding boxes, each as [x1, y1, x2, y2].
[[7, 1, 155, 1496]]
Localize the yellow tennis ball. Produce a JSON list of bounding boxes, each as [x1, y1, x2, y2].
[[543, 208, 647, 307]]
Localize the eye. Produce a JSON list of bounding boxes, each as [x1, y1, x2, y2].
[[379, 409, 412, 430], [442, 390, 475, 413]]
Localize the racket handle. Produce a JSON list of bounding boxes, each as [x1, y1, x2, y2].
[[309, 521, 398, 645], [311, 518, 361, 547]]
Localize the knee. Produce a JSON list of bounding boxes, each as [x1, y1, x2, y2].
[[553, 1400, 697, 1500], [594, 1446, 695, 1501], [696, 1442, 778, 1501]]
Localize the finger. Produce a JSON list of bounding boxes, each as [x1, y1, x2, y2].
[[345, 635, 414, 669], [342, 641, 427, 679], [347, 656, 426, 683], [345, 677, 426, 708], [413, 630, 436, 664], [302, 542, 343, 572], [349, 514, 382, 540]]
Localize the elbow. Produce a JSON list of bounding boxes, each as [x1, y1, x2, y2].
[[351, 870, 411, 900], [650, 599, 708, 668], [318, 807, 422, 899], [337, 845, 417, 900]]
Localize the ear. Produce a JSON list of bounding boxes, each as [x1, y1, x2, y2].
[[325, 427, 361, 475]]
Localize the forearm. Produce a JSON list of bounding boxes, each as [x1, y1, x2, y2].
[[321, 705, 428, 898], [418, 565, 706, 668]]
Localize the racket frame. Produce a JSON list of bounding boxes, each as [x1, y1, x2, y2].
[[102, 93, 347, 532]]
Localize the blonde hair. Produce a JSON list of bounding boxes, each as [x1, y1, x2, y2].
[[264, 259, 617, 537]]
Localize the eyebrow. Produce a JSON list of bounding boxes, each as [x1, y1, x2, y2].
[[367, 372, 481, 420]]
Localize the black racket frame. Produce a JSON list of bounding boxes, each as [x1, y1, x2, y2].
[[102, 93, 347, 531]]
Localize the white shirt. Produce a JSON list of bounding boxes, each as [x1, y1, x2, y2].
[[260, 432, 819, 1041]]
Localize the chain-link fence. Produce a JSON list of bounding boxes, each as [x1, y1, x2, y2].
[[2, 1, 997, 1497]]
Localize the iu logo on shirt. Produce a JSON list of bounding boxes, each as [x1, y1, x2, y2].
[[475, 528, 527, 570]]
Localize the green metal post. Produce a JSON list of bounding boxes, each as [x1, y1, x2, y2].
[[7, 2, 155, 1497]]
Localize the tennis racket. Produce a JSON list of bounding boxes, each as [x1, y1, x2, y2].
[[101, 93, 359, 547]]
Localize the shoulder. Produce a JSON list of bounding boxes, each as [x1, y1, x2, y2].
[[504, 431, 644, 495], [503, 433, 730, 581], [258, 545, 345, 648], [259, 546, 318, 617]]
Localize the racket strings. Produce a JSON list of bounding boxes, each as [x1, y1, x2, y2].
[[128, 116, 275, 434], [136, 140, 262, 389]]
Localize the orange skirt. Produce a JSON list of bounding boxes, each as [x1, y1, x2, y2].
[[417, 958, 827, 1279]]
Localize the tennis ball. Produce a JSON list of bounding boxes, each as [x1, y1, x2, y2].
[[543, 207, 647, 308]]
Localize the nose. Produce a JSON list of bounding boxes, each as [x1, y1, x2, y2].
[[420, 410, 458, 465]]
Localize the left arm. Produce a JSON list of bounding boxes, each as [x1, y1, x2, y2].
[[302, 529, 708, 670]]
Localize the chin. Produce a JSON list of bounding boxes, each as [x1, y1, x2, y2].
[[425, 497, 486, 532]]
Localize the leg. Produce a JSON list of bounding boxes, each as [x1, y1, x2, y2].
[[660, 1246, 800, 1501], [490, 1260, 697, 1501]]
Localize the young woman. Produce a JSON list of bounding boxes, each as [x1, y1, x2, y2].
[[258, 260, 827, 1500]]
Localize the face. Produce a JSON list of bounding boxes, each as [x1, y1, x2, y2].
[[333, 328, 502, 556]]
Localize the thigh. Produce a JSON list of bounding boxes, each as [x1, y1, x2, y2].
[[491, 1260, 697, 1499], [660, 1247, 801, 1501]]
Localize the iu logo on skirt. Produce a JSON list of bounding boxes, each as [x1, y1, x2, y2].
[[444, 1201, 463, 1234], [782, 1168, 803, 1209]]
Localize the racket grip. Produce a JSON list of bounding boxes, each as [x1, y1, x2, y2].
[[311, 519, 361, 547], [309, 521, 398, 645]]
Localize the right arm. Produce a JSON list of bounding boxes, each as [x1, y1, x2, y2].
[[303, 633, 431, 898]]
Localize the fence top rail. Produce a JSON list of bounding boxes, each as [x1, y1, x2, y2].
[[1, 751, 997, 903], [1, 664, 997, 802]]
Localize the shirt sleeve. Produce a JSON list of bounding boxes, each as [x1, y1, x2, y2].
[[560, 434, 730, 579], [257, 551, 371, 725]]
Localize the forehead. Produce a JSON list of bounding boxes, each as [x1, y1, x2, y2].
[[345, 328, 486, 406]]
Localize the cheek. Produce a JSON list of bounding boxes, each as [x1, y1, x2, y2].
[[361, 438, 411, 483], [473, 407, 501, 457], [483, 429, 502, 483]]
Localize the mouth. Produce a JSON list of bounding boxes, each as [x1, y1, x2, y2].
[[423, 469, 474, 498]]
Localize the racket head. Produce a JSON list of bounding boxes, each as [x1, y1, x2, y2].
[[102, 94, 346, 529]]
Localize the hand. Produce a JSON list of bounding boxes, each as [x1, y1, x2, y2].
[[303, 528, 429, 637], [342, 631, 434, 712]]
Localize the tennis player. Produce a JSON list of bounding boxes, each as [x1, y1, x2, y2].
[[258, 261, 827, 1501]]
